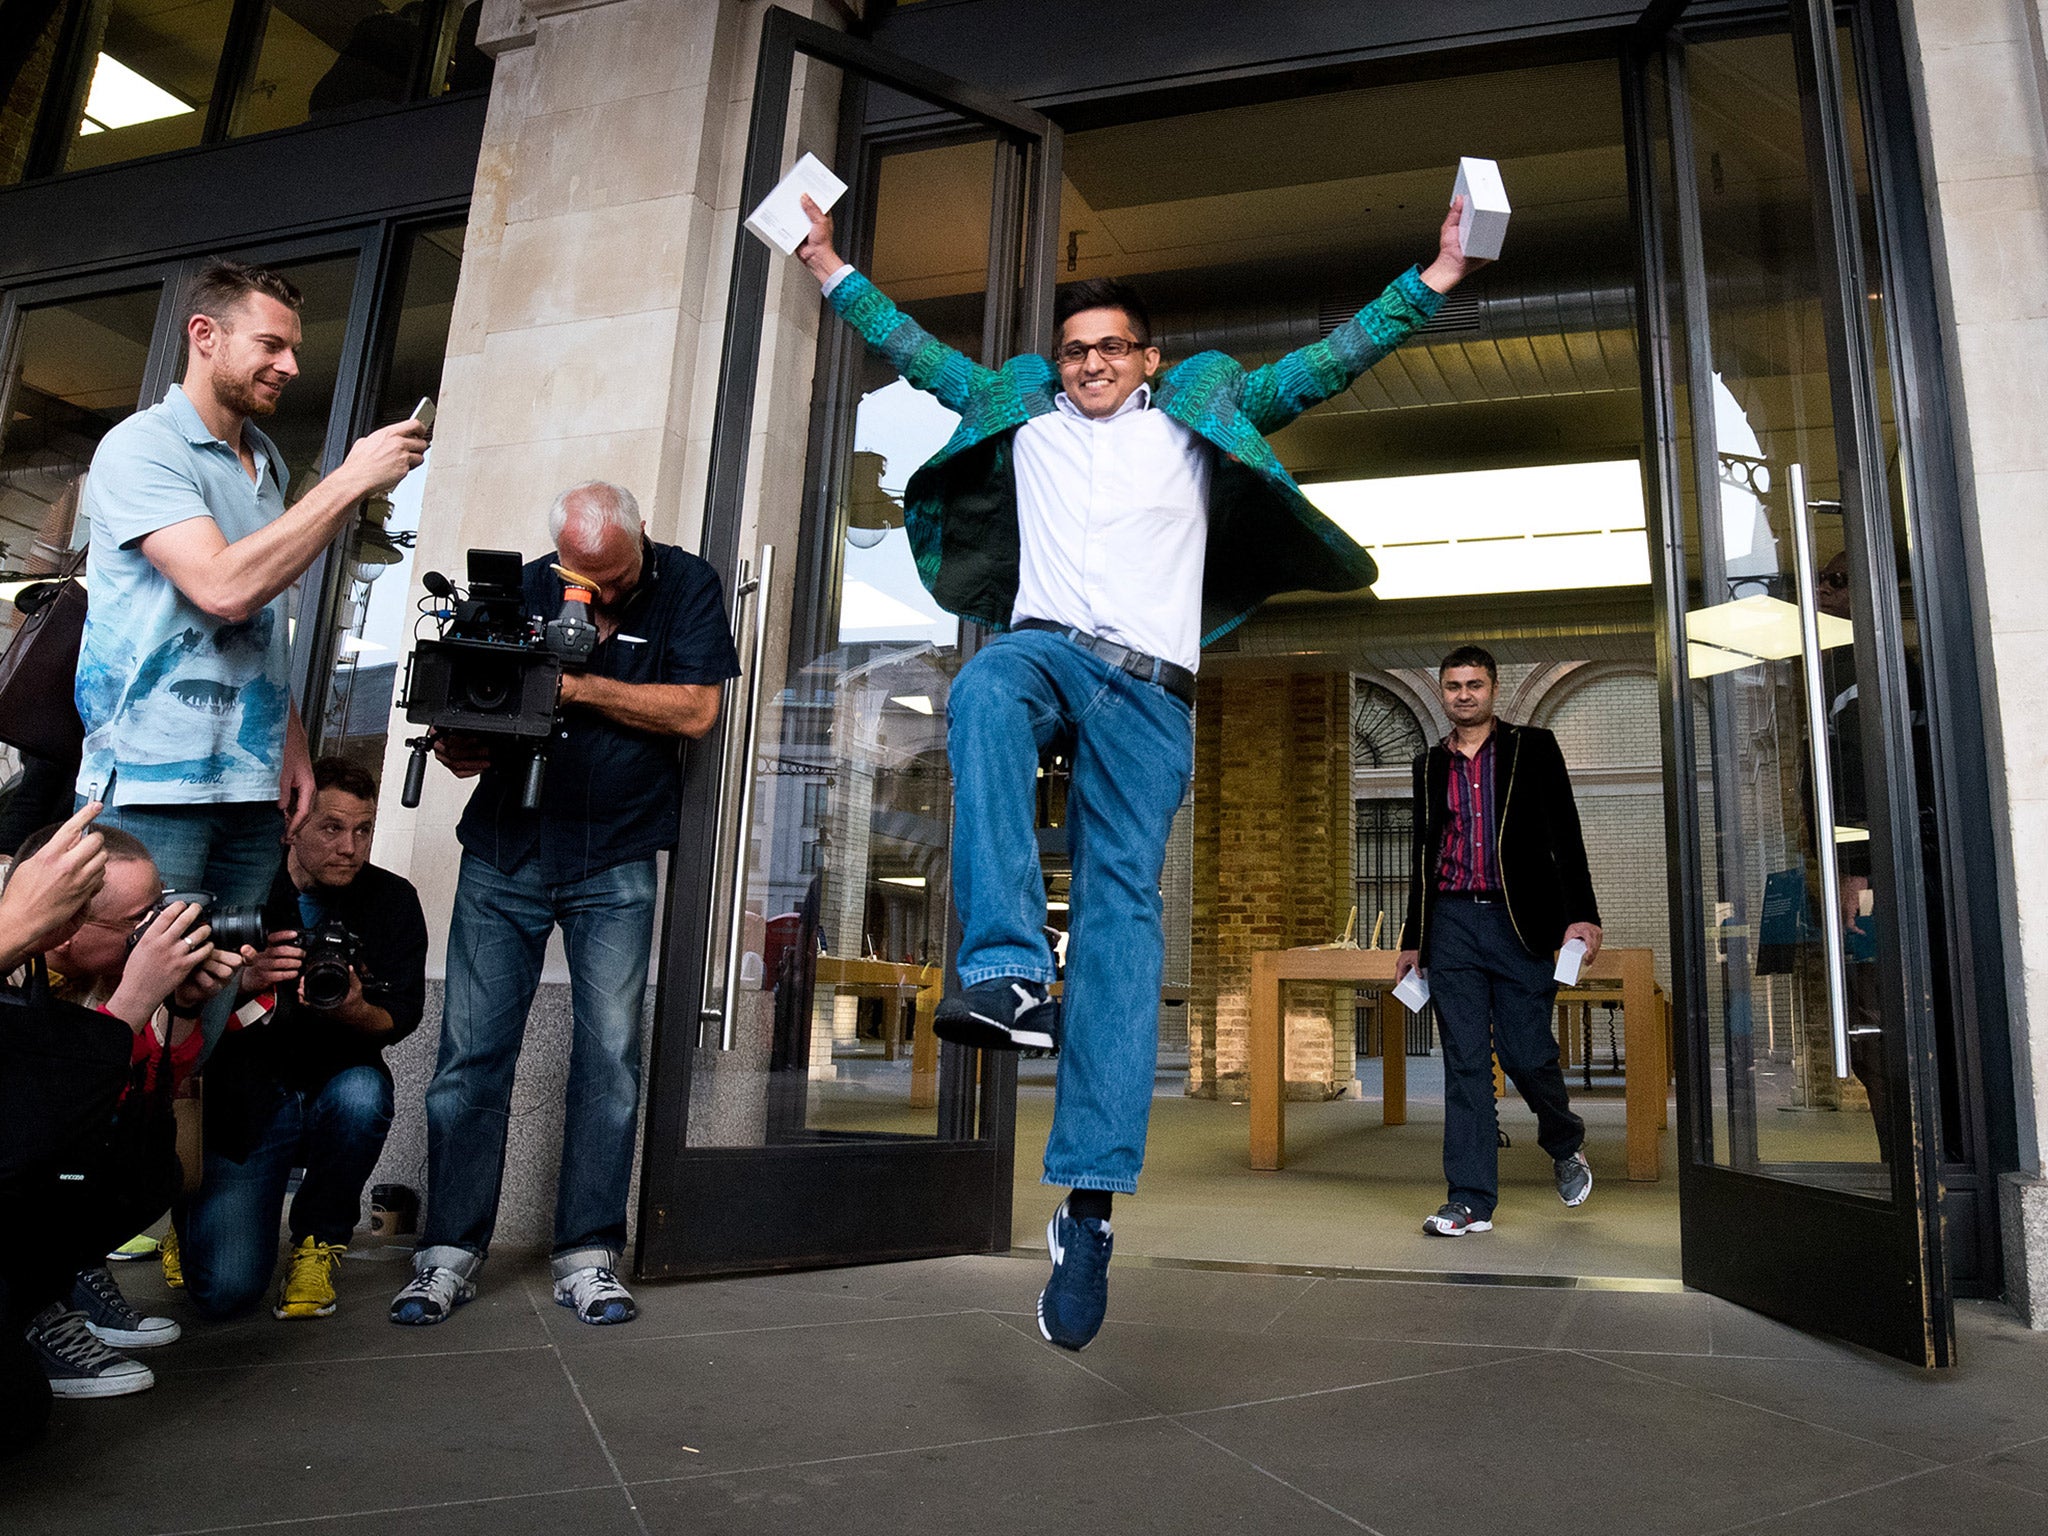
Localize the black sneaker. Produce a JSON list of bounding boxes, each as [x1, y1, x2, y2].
[[71, 1265, 181, 1349], [1037, 1200, 1113, 1351], [1422, 1202, 1493, 1237], [934, 977, 1056, 1051], [1555, 1151, 1594, 1207], [24, 1304, 155, 1398]]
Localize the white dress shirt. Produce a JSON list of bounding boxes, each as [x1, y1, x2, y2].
[[1012, 384, 1213, 672], [819, 264, 1213, 671]]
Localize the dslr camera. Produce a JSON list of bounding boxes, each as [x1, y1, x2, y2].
[[127, 891, 267, 954], [297, 918, 363, 1011], [397, 548, 597, 811]]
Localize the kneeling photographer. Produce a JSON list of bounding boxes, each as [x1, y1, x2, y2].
[[3, 806, 240, 1442], [181, 758, 426, 1323]]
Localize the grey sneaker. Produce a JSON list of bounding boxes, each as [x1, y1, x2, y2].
[[554, 1265, 637, 1325], [1556, 1151, 1594, 1207], [1422, 1202, 1493, 1236], [71, 1265, 181, 1349], [389, 1264, 475, 1326], [25, 1304, 155, 1398]]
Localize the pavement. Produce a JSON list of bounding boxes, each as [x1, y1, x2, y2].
[[8, 1244, 2048, 1535]]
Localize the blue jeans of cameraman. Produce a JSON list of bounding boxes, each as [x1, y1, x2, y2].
[[417, 851, 656, 1281], [947, 629, 1193, 1195], [182, 1065, 394, 1318]]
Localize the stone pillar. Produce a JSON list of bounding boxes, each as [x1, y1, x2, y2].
[[366, 0, 845, 1246], [1188, 673, 1356, 1102], [1900, 0, 2048, 1321]]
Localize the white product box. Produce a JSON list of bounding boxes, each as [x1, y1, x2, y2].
[[745, 152, 848, 254], [1393, 970, 1432, 1013], [1453, 156, 1511, 260], [1554, 937, 1587, 987]]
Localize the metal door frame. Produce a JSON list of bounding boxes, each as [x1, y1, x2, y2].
[[636, 7, 1061, 1278]]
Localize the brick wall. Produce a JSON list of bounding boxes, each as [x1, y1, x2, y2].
[[0, 2, 66, 184], [1188, 673, 1356, 1101]]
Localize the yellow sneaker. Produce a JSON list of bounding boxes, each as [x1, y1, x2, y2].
[[274, 1236, 346, 1320], [160, 1227, 183, 1291]]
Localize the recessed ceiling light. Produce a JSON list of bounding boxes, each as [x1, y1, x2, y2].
[[889, 694, 934, 715], [878, 876, 928, 888], [81, 54, 194, 132], [1304, 461, 1650, 599]]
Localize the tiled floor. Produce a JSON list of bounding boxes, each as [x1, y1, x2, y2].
[[7, 1245, 2047, 1535]]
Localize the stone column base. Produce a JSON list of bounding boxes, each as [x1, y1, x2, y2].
[[1999, 1171, 2048, 1329]]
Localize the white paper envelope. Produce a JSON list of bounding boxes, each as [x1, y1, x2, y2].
[[1554, 938, 1587, 987], [1453, 155, 1511, 260], [745, 152, 848, 255], [1393, 971, 1431, 1013]]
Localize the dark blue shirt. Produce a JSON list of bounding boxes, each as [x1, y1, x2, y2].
[[455, 539, 740, 884]]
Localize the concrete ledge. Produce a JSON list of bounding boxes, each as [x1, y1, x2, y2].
[[2000, 1170, 2048, 1327]]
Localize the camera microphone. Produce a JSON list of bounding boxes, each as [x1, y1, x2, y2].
[[421, 570, 454, 599]]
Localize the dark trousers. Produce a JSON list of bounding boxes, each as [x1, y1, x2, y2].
[[182, 1066, 395, 1319], [1429, 897, 1584, 1218]]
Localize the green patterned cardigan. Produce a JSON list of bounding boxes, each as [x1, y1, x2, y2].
[[824, 265, 1445, 646]]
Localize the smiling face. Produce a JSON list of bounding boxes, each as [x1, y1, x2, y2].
[[1055, 305, 1161, 420], [191, 292, 302, 419], [1439, 665, 1498, 731]]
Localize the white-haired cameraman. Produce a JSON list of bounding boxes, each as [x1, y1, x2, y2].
[[391, 482, 739, 1329]]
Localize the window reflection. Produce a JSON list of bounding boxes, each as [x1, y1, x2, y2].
[[313, 222, 464, 782], [65, 0, 232, 172], [0, 284, 158, 844]]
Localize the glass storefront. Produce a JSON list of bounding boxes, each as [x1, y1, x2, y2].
[[312, 222, 466, 783], [0, 0, 490, 186]]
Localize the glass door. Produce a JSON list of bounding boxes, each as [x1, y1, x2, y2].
[[1631, 0, 1953, 1363], [636, 10, 1060, 1276]]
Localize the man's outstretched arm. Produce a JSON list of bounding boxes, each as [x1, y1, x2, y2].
[[796, 195, 997, 416], [1239, 197, 1490, 435]]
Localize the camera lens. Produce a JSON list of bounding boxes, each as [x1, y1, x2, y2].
[[301, 955, 352, 1010], [209, 905, 268, 953]]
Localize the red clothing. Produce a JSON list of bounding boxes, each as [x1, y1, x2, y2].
[[1437, 729, 1500, 892], [108, 1010, 203, 1098]]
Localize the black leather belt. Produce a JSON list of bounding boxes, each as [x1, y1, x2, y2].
[[1439, 889, 1505, 904], [1012, 619, 1197, 707]]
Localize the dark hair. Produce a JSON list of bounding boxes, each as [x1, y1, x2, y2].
[[312, 756, 379, 803], [183, 259, 303, 329], [14, 821, 151, 866], [1054, 277, 1151, 347], [1438, 644, 1499, 683]]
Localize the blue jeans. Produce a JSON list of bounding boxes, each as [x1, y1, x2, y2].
[[181, 1065, 395, 1318], [419, 851, 657, 1275], [1428, 897, 1584, 1218], [83, 799, 284, 1055], [947, 630, 1193, 1194]]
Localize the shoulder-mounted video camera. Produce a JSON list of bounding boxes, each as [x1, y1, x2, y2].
[[397, 549, 598, 811]]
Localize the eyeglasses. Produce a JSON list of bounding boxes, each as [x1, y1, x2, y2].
[[1054, 336, 1143, 365]]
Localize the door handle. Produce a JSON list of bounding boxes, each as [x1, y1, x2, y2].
[[1789, 465, 1851, 1079], [703, 545, 774, 1051]]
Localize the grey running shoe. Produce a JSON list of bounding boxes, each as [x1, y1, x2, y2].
[[554, 1266, 637, 1325], [1556, 1151, 1594, 1208], [25, 1304, 155, 1398], [1422, 1202, 1493, 1236], [389, 1264, 476, 1326]]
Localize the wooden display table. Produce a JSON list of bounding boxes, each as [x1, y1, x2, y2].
[[813, 958, 944, 1108], [1248, 945, 1669, 1181]]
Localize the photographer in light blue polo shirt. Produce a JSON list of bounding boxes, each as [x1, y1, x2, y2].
[[76, 260, 427, 1047]]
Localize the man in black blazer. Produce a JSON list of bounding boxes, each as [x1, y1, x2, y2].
[[1396, 646, 1601, 1236]]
